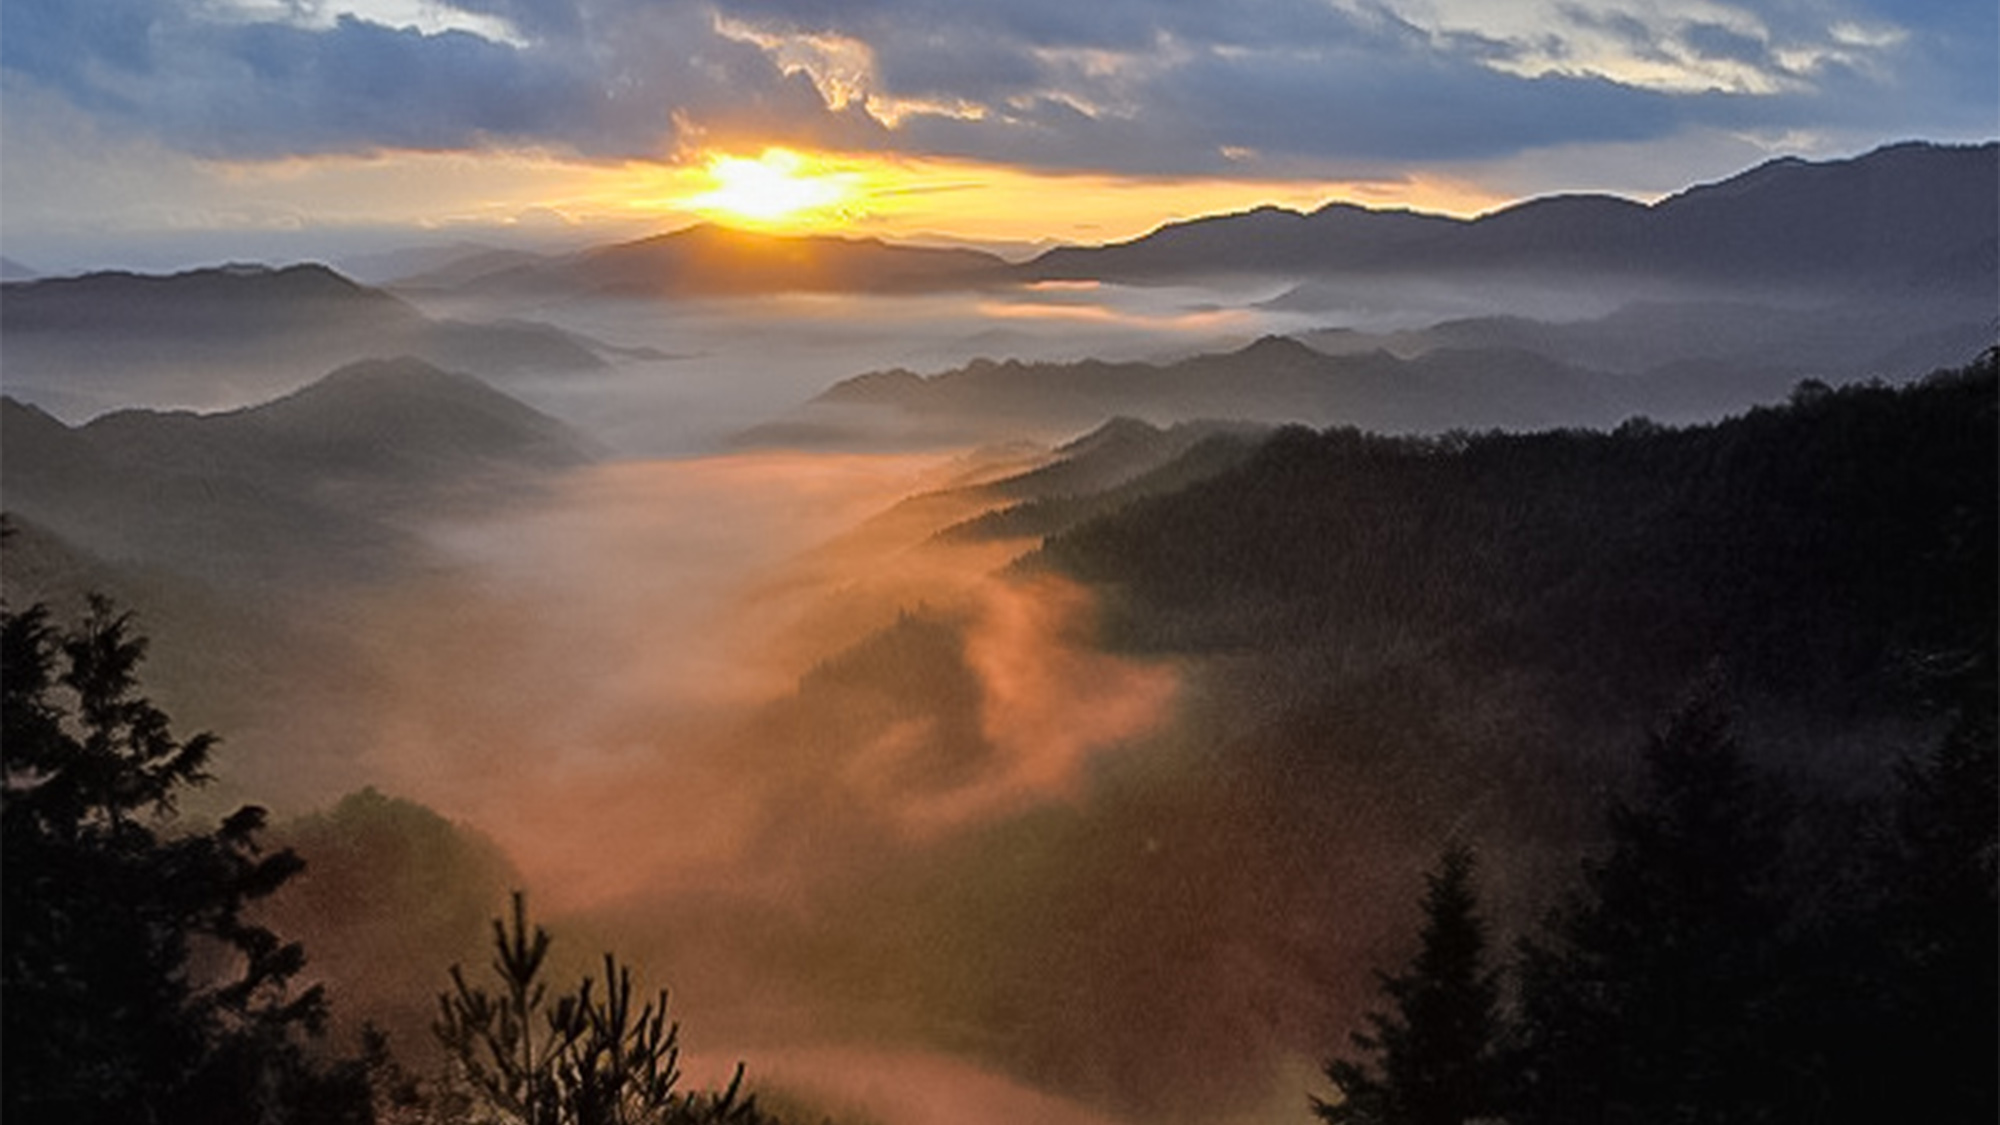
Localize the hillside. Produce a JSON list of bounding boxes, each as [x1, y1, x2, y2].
[[1041, 352, 1996, 724], [754, 335, 1631, 445], [1, 357, 595, 586], [628, 351, 1998, 1122], [0, 263, 612, 418]]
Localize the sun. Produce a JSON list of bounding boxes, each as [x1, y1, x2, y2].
[[685, 148, 858, 226]]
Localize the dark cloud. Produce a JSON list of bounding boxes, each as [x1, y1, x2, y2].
[[0, 0, 872, 158], [0, 0, 1988, 175], [211, 17, 589, 151], [1681, 22, 1769, 67]]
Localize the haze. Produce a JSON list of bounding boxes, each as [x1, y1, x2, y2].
[[3, 1, 1994, 1122]]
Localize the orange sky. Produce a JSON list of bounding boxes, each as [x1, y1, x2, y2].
[[634, 147, 1513, 244], [3, 0, 1988, 273], [33, 139, 1516, 264]]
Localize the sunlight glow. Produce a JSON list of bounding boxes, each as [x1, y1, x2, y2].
[[685, 149, 860, 226]]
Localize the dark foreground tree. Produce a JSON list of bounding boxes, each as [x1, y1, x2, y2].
[[1, 597, 371, 1124], [1512, 692, 1794, 1125], [1863, 663, 1999, 1122], [432, 892, 767, 1125], [1314, 843, 1503, 1125]]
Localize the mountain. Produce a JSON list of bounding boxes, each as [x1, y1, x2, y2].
[[749, 334, 1628, 445], [1296, 295, 1997, 390], [1023, 141, 1999, 298], [644, 352, 1999, 1123], [1036, 350, 1997, 716], [335, 240, 525, 285], [1026, 202, 1458, 280], [1, 357, 595, 586], [384, 142, 1993, 319], [3, 261, 419, 339], [0, 263, 612, 418], [937, 417, 1268, 543], [411, 223, 1012, 299]]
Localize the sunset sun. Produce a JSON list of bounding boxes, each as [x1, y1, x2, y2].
[[686, 148, 858, 226]]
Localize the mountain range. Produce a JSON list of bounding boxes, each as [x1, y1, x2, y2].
[[1, 356, 594, 587], [373, 140, 1996, 306], [390, 222, 1011, 299], [2, 139, 1990, 453], [0, 263, 630, 419], [624, 352, 2000, 1123], [746, 315, 1994, 448], [1026, 140, 1997, 296]]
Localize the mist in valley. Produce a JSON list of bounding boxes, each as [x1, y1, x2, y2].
[[0, 268, 1609, 1121], [4, 142, 1995, 1125]]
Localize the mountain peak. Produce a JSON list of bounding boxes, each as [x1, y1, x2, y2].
[[1056, 416, 1166, 457], [229, 357, 594, 474], [296, 354, 484, 395], [1234, 334, 1323, 363]]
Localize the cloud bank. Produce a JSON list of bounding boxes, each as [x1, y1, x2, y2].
[[2, 0, 1990, 178]]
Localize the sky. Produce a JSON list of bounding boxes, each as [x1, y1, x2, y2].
[[1, 0, 1994, 269]]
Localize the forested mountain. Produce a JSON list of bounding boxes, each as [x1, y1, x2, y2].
[[641, 352, 1996, 1122], [764, 334, 1676, 445], [1036, 353, 1995, 774], [938, 417, 1268, 542]]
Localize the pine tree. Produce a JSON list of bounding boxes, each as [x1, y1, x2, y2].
[[432, 892, 766, 1125], [1, 597, 371, 1124], [1866, 675, 1998, 1122], [1512, 692, 1793, 1125], [1314, 843, 1502, 1125]]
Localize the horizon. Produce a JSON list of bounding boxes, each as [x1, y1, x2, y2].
[[4, 0, 1996, 274], [5, 135, 1993, 280]]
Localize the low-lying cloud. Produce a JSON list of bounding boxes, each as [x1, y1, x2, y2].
[[342, 450, 1180, 905]]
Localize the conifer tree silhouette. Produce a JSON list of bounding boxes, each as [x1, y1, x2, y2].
[[1315, 843, 1503, 1125], [434, 892, 764, 1125], [1, 597, 370, 1124]]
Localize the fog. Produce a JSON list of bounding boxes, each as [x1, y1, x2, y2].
[[398, 279, 1329, 456], [127, 274, 1511, 1124], [346, 451, 1131, 903], [304, 441, 1252, 1111], [15, 268, 1941, 1125]]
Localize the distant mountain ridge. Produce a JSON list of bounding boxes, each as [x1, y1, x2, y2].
[[1, 357, 594, 585], [395, 223, 1012, 298], [0, 263, 616, 419], [382, 140, 1997, 311], [1024, 141, 1999, 294], [4, 262, 416, 337], [751, 335, 1625, 445]]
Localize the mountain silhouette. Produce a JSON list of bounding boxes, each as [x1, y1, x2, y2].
[[1, 263, 612, 418], [1, 357, 594, 586], [409, 223, 1012, 299], [769, 335, 1620, 444], [1023, 141, 1998, 295]]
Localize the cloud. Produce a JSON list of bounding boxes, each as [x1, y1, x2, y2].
[[0, 0, 1989, 183], [0, 0, 878, 159]]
